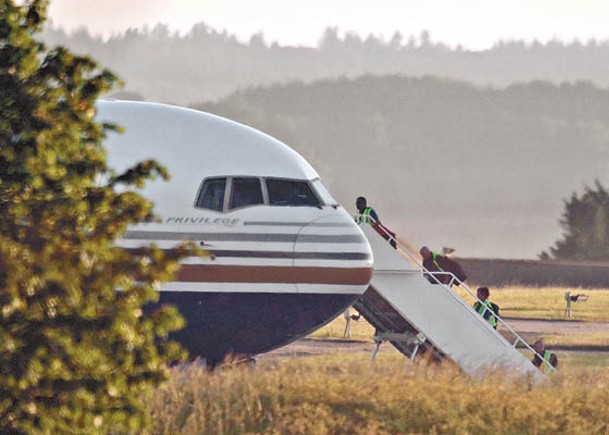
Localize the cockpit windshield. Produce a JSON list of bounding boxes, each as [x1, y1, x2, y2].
[[195, 176, 332, 212], [266, 179, 320, 207], [311, 179, 338, 206], [229, 177, 263, 210], [196, 177, 226, 211]]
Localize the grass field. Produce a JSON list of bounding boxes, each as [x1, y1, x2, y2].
[[456, 285, 609, 321], [560, 351, 609, 368], [144, 354, 609, 434], [143, 286, 609, 433], [544, 332, 609, 347], [309, 312, 375, 341], [312, 286, 609, 348]]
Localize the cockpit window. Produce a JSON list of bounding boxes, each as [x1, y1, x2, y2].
[[229, 177, 263, 210], [311, 179, 338, 206], [196, 177, 324, 212], [196, 178, 226, 211], [266, 179, 320, 207]]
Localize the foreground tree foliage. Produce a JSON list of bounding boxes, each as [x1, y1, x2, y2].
[[542, 180, 609, 261], [0, 1, 193, 432]]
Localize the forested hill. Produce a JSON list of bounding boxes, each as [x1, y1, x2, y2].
[[194, 76, 609, 259], [43, 24, 609, 104]]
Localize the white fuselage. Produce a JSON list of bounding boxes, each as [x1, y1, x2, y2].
[[96, 101, 373, 364]]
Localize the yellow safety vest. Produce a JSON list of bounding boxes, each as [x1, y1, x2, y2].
[[542, 351, 556, 373], [431, 252, 443, 271], [355, 207, 374, 224], [475, 300, 497, 328]]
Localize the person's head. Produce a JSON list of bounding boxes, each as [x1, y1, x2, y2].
[[419, 246, 432, 260], [477, 286, 490, 301], [356, 196, 367, 212], [533, 339, 545, 354]]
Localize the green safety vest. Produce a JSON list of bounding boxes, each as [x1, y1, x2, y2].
[[475, 300, 497, 328], [431, 252, 443, 271], [355, 207, 374, 224], [542, 351, 556, 372]]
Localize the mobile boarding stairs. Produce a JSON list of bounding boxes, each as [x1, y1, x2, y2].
[[353, 221, 554, 377]]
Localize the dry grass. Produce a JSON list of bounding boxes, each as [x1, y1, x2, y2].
[[144, 285, 609, 433], [309, 314, 375, 342], [145, 354, 609, 434], [544, 332, 609, 347], [313, 286, 609, 348], [456, 285, 609, 321], [561, 351, 609, 368]]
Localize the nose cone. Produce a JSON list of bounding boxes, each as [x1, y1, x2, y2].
[[294, 211, 373, 294]]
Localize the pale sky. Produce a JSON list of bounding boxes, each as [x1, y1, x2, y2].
[[47, 0, 609, 50]]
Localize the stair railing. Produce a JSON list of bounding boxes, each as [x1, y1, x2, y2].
[[355, 215, 557, 374]]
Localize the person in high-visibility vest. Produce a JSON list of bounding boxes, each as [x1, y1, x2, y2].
[[473, 286, 498, 329], [354, 197, 397, 248], [532, 339, 558, 372], [420, 246, 467, 286], [354, 197, 380, 224]]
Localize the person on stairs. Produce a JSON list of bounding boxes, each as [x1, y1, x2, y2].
[[531, 339, 558, 373], [419, 246, 467, 286], [354, 196, 397, 248], [473, 286, 498, 329]]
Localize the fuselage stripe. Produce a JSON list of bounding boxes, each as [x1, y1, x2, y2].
[[243, 221, 353, 227], [123, 231, 366, 243], [122, 247, 370, 260], [178, 265, 372, 285], [208, 250, 370, 260]]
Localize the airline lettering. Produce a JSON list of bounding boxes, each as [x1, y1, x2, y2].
[[166, 217, 240, 226]]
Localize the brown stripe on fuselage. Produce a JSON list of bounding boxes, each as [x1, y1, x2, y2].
[[178, 265, 372, 285]]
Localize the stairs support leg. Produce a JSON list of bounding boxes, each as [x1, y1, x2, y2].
[[370, 341, 382, 363]]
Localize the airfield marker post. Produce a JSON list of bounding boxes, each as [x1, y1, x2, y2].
[[564, 291, 589, 317], [343, 309, 352, 338]]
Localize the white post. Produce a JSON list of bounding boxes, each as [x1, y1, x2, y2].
[[343, 309, 352, 338], [370, 341, 382, 363]]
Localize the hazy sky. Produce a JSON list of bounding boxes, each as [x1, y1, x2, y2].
[[48, 0, 609, 49]]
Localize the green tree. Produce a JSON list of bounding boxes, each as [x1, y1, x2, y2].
[[541, 180, 609, 260], [0, 1, 193, 432]]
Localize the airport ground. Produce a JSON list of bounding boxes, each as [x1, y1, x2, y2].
[[310, 286, 609, 348], [264, 317, 609, 368], [144, 286, 609, 433], [146, 349, 609, 434]]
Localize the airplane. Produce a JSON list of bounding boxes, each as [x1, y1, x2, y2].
[[96, 100, 374, 366]]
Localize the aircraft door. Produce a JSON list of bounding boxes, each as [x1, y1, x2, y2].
[[293, 213, 371, 294]]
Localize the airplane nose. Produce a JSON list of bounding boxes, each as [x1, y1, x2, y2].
[[294, 214, 373, 293]]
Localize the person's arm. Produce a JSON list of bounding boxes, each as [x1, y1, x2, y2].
[[550, 353, 558, 369], [422, 258, 434, 273], [452, 260, 467, 283], [437, 256, 466, 284], [369, 208, 380, 224], [532, 354, 542, 367], [422, 258, 442, 283]]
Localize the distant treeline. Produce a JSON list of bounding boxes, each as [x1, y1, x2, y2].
[[194, 76, 609, 259], [459, 258, 609, 288], [42, 23, 609, 104], [43, 21, 609, 258]]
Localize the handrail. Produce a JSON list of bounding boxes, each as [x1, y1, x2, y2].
[[355, 214, 557, 374]]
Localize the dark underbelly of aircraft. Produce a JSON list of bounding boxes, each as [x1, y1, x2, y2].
[[154, 291, 359, 366]]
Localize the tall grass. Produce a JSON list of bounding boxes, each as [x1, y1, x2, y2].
[[309, 313, 375, 341], [456, 286, 609, 321], [144, 355, 609, 434]]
